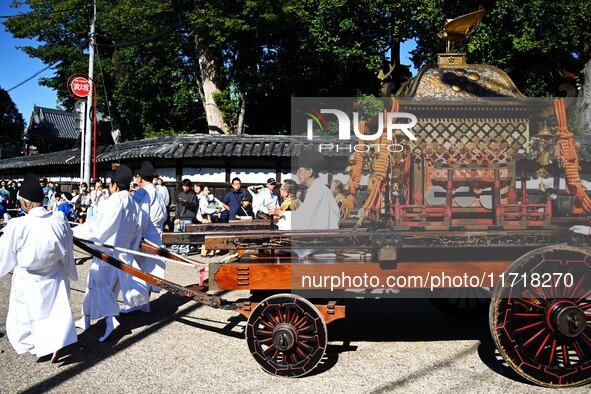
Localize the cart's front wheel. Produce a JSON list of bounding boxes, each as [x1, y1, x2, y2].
[[490, 245, 591, 387], [246, 293, 327, 377]]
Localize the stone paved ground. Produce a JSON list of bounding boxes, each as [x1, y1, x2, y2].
[[0, 248, 589, 393]]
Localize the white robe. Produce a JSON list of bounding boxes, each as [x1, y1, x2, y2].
[[73, 191, 144, 318], [0, 207, 78, 357], [277, 178, 340, 257], [134, 184, 167, 279]]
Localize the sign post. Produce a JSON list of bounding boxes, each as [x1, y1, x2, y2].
[[70, 77, 91, 98], [67, 74, 96, 186]]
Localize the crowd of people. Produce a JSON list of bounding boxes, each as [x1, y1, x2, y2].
[[0, 173, 172, 226], [0, 150, 348, 364], [0, 179, 20, 221]]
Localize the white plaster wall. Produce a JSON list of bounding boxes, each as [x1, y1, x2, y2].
[[182, 168, 226, 183], [231, 169, 276, 184]]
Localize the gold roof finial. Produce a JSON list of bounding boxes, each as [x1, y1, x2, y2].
[[440, 9, 485, 53]]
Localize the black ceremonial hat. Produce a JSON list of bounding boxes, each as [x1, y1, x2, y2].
[[112, 164, 133, 185], [137, 161, 156, 181], [20, 172, 44, 203], [298, 149, 325, 170]]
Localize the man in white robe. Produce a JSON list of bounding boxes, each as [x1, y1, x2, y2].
[[73, 165, 143, 342], [269, 150, 340, 258], [0, 172, 77, 362], [120, 161, 167, 313]]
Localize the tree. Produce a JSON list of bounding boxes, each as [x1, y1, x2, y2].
[[6, 0, 588, 140], [0, 87, 25, 158], [409, 0, 591, 98], [4, 0, 204, 139], [3, 1, 417, 136], [97, 0, 204, 138]]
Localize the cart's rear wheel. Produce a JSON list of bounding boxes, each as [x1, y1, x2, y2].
[[490, 246, 591, 387], [246, 293, 327, 377]]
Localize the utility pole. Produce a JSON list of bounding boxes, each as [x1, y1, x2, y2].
[[74, 99, 86, 185], [83, 0, 96, 186]]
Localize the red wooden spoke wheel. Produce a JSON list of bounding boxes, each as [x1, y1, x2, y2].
[[246, 293, 327, 377], [490, 246, 591, 387]]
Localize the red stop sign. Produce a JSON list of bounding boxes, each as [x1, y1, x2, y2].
[[70, 77, 91, 98]]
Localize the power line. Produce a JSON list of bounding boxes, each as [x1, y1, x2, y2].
[[6, 61, 60, 92], [0, 7, 80, 19]]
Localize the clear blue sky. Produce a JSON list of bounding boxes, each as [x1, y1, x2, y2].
[[0, 3, 60, 126], [1, 3, 416, 128]]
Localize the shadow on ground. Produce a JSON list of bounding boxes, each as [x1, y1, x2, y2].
[[22, 289, 225, 393], [22, 290, 531, 391]]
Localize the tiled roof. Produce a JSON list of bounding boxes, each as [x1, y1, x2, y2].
[[27, 106, 80, 141], [4, 132, 590, 172], [0, 134, 349, 170]]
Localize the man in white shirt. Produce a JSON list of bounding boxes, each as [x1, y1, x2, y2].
[[254, 178, 279, 219], [155, 177, 170, 208], [269, 149, 340, 258], [0, 172, 78, 362], [73, 165, 143, 342]]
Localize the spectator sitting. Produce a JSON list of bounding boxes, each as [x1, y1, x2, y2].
[[247, 184, 264, 216], [193, 182, 204, 198], [193, 182, 204, 223], [279, 179, 301, 212], [236, 195, 255, 220], [197, 186, 225, 223], [253, 178, 278, 219], [330, 179, 347, 218], [221, 177, 250, 221], [56, 193, 76, 222]]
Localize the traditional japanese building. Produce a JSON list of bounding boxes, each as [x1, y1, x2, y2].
[[24, 106, 81, 155]]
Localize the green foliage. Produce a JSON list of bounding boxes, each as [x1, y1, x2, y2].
[[355, 95, 386, 120], [0, 87, 25, 147], [212, 87, 241, 130], [143, 128, 182, 138], [3, 0, 590, 142], [567, 106, 591, 136], [410, 0, 591, 97]]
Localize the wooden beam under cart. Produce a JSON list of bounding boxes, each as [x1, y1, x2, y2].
[[209, 261, 513, 291], [203, 228, 569, 250], [185, 220, 276, 233]]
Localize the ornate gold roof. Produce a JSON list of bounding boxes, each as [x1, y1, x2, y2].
[[396, 54, 525, 98]]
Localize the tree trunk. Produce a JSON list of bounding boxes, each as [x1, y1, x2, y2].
[[236, 92, 246, 134], [576, 58, 591, 130], [194, 35, 231, 134]]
